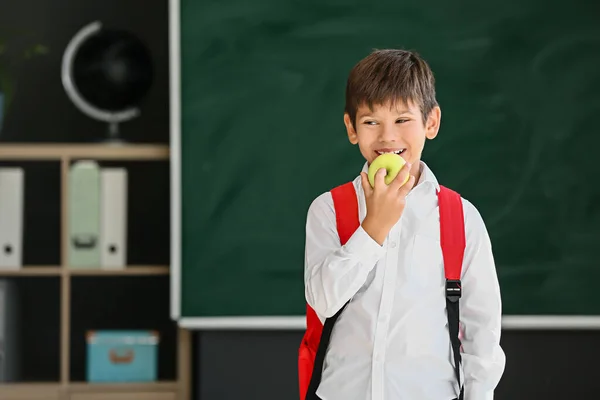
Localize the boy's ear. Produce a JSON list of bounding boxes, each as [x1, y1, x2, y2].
[[344, 113, 358, 144], [425, 106, 441, 140]]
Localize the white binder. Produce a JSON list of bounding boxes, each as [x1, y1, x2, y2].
[[0, 168, 24, 269], [100, 168, 128, 269]]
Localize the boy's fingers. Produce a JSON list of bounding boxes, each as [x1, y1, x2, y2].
[[390, 162, 411, 191], [374, 168, 387, 189], [398, 175, 416, 197]]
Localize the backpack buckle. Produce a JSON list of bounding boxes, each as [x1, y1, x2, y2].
[[446, 280, 462, 303]]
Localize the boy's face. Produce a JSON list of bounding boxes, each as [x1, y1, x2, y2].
[[343, 99, 441, 171]]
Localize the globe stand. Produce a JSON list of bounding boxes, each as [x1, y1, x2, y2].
[[104, 122, 125, 144], [61, 21, 153, 142]]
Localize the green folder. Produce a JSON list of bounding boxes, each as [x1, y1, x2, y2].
[[68, 160, 101, 268]]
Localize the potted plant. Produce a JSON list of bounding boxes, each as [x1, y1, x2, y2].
[[0, 33, 48, 133]]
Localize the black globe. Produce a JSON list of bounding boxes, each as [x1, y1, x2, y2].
[[71, 29, 153, 112]]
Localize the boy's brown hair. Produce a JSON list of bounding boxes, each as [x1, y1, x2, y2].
[[344, 49, 438, 127]]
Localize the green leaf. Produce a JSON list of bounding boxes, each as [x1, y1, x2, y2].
[[33, 44, 49, 55], [0, 32, 49, 120]]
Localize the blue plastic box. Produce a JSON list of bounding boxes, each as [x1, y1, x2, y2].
[[86, 330, 159, 383]]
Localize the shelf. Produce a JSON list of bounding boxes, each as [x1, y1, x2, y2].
[[0, 266, 169, 277], [69, 266, 170, 276], [0, 382, 62, 399], [0, 267, 62, 276], [0, 143, 169, 160], [0, 381, 178, 397], [69, 381, 179, 392]]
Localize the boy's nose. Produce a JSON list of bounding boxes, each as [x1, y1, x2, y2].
[[379, 124, 398, 142]]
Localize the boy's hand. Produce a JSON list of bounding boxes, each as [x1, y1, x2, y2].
[[360, 163, 416, 245]]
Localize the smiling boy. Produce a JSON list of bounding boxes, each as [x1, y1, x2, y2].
[[303, 49, 506, 400]]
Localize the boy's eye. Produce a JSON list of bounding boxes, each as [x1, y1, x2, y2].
[[363, 120, 377, 125], [396, 119, 409, 124]]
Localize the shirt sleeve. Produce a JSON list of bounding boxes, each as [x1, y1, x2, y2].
[[459, 199, 507, 400], [304, 190, 386, 320]]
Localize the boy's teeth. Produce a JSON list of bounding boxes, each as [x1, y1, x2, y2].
[[377, 150, 404, 155]]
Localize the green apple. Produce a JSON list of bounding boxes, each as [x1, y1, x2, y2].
[[368, 153, 409, 187]]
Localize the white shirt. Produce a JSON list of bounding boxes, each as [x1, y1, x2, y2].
[[304, 161, 506, 400]]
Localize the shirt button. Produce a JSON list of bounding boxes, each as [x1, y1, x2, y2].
[[390, 241, 397, 248]]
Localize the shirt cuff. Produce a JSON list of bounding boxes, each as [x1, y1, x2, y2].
[[342, 225, 386, 264], [464, 382, 494, 400]]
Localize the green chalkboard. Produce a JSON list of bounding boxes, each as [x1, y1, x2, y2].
[[177, 0, 600, 319]]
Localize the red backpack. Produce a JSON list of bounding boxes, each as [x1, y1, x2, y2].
[[298, 181, 466, 400]]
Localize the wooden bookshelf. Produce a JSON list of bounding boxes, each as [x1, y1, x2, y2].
[[0, 266, 63, 276], [0, 266, 170, 277], [0, 382, 63, 400], [0, 143, 169, 160], [0, 381, 180, 399], [68, 382, 180, 392], [0, 144, 190, 400], [68, 266, 171, 276]]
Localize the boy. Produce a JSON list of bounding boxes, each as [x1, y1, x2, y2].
[[303, 49, 506, 400]]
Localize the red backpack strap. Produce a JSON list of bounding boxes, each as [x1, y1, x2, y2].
[[299, 181, 359, 400], [438, 185, 466, 281], [437, 185, 466, 400], [331, 181, 360, 245]]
